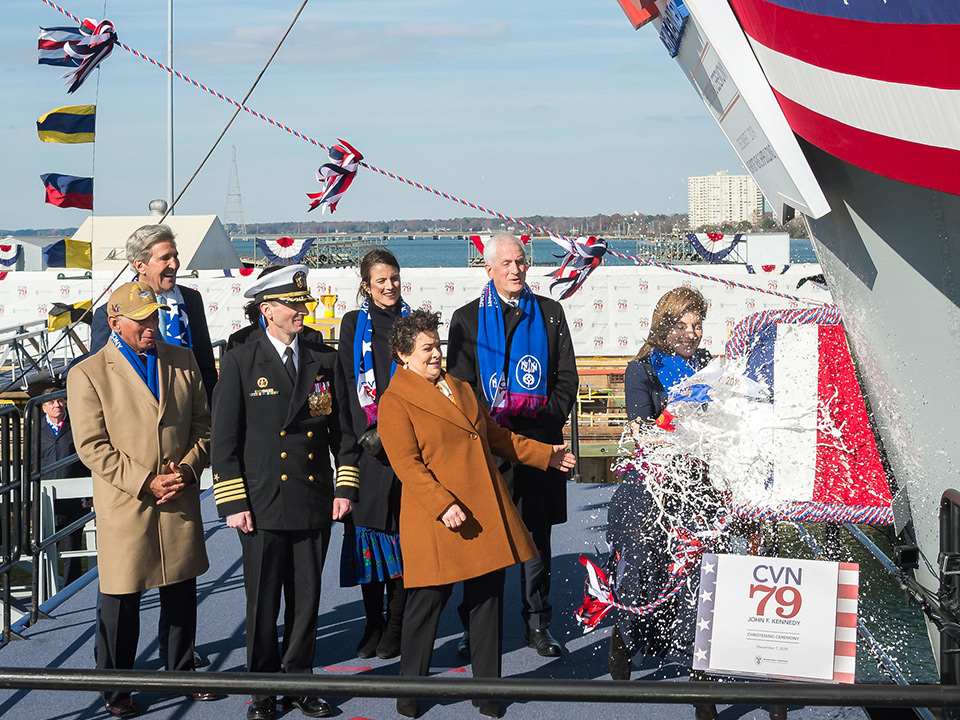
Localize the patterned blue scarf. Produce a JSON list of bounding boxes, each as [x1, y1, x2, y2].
[[477, 281, 548, 426], [158, 287, 192, 350], [110, 331, 159, 400], [650, 349, 711, 403], [354, 297, 410, 425]]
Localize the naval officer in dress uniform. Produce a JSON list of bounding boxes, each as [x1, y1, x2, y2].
[[211, 265, 356, 720]]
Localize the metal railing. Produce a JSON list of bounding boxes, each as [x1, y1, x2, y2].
[[22, 390, 95, 626], [0, 668, 958, 710], [0, 404, 24, 646]]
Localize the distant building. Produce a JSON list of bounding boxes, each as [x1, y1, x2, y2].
[[687, 171, 764, 229]]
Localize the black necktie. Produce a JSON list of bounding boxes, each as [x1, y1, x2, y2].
[[283, 347, 297, 383]]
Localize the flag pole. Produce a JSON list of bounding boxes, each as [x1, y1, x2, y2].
[[166, 0, 174, 215]]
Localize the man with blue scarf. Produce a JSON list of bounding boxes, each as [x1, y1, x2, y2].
[[448, 234, 578, 658], [90, 224, 217, 407], [67, 282, 214, 718]]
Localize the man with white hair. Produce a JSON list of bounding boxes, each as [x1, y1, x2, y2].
[[90, 224, 217, 405], [447, 233, 578, 658]]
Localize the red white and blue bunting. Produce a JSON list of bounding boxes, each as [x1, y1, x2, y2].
[[255, 237, 315, 265], [549, 235, 607, 300], [62, 18, 117, 94], [746, 264, 790, 274], [306, 139, 362, 214], [686, 232, 743, 263], [0, 244, 23, 267]]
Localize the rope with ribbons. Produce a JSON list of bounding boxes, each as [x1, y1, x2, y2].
[[37, 0, 833, 306], [575, 514, 728, 631]]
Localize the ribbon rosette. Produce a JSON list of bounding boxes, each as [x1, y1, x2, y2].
[[306, 139, 363, 214], [574, 555, 617, 631], [255, 237, 315, 265], [63, 18, 117, 94], [549, 235, 607, 300]]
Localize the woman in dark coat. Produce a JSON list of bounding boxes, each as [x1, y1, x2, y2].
[[336, 249, 409, 660], [378, 309, 575, 719], [607, 287, 721, 720]]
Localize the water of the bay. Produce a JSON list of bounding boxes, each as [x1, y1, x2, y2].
[[231, 235, 819, 267], [777, 523, 938, 683]]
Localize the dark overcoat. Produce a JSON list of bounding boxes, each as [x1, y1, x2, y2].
[[446, 292, 578, 528], [211, 333, 357, 530], [379, 370, 550, 588], [336, 307, 402, 533]]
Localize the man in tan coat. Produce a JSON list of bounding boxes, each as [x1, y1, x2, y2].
[[67, 281, 214, 719]]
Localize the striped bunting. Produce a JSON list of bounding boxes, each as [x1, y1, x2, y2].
[[729, 0, 960, 196]]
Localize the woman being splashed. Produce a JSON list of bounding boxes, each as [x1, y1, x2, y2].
[[607, 286, 725, 720]]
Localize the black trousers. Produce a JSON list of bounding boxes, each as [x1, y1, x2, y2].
[[402, 569, 505, 680], [520, 526, 552, 630], [238, 527, 330, 702], [97, 577, 197, 704]]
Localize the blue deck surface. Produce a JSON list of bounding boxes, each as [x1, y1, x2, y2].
[[0, 483, 867, 720]]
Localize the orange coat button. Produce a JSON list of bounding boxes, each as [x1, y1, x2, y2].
[[307, 431, 314, 438], [281, 474, 288, 481], [308, 475, 315, 482], [280, 451, 287, 459], [307, 453, 314, 460], [279, 430, 286, 437]]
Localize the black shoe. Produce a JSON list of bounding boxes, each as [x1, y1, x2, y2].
[[105, 695, 139, 718], [525, 627, 562, 657], [397, 698, 420, 718], [184, 692, 223, 701], [456, 631, 471, 660], [472, 700, 502, 718], [377, 625, 401, 659], [357, 624, 384, 659], [283, 696, 332, 718], [609, 626, 631, 680], [246, 698, 276, 720], [695, 705, 720, 720]]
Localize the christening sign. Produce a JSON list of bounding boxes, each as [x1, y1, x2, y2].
[[693, 553, 859, 683]]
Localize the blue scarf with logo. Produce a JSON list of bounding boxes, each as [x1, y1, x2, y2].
[[476, 281, 548, 426], [110, 331, 159, 400], [650, 348, 711, 403], [354, 297, 411, 425]]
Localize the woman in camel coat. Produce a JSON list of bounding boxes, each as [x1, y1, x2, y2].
[[378, 309, 575, 719]]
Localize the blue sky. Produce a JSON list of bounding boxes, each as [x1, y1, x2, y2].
[[1, 0, 744, 231]]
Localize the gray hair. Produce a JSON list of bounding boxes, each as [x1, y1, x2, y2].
[[125, 224, 176, 267], [483, 233, 526, 266]]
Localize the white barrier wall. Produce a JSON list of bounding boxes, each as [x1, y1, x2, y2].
[[0, 264, 830, 357]]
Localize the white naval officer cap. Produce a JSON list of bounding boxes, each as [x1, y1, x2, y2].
[[244, 264, 316, 304]]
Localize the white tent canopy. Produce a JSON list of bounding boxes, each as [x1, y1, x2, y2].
[[72, 214, 241, 271]]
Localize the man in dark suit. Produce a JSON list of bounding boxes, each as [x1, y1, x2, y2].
[[211, 265, 356, 720], [447, 234, 578, 658], [31, 379, 90, 587], [226, 265, 330, 352], [90, 224, 217, 406]]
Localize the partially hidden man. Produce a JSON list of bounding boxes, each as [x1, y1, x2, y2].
[[211, 265, 356, 720], [67, 282, 216, 719], [447, 233, 578, 658]]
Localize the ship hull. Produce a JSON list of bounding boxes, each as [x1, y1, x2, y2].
[[797, 136, 960, 663]]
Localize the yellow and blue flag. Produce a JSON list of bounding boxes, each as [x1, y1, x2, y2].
[[43, 238, 92, 269], [37, 105, 95, 144]]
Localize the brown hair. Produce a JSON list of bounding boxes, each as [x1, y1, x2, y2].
[[634, 286, 707, 360], [388, 308, 441, 362], [357, 248, 401, 305]]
